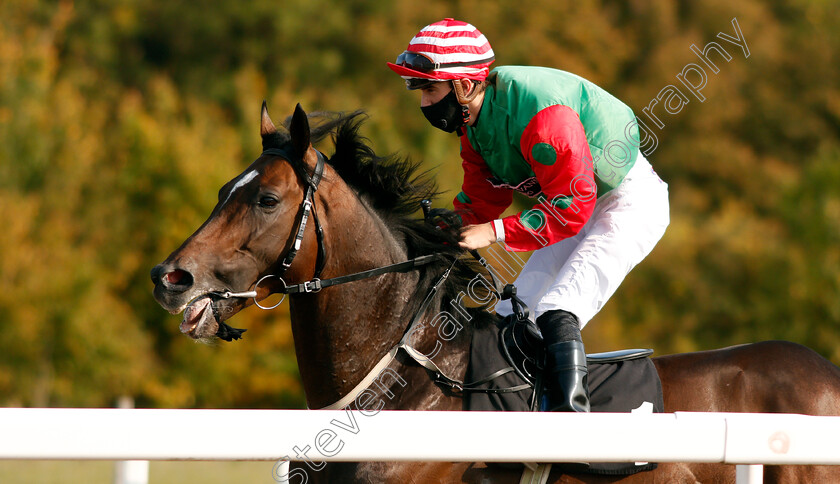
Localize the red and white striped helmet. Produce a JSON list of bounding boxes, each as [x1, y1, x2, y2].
[[387, 18, 495, 86]]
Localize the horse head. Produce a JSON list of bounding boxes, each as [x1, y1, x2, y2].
[[151, 103, 324, 342], [152, 102, 483, 408]]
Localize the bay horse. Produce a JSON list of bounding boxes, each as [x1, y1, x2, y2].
[[151, 103, 840, 483]]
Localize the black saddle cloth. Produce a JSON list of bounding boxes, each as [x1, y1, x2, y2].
[[465, 316, 664, 476]]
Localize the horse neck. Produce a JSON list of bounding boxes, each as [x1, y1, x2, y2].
[[288, 185, 470, 409]]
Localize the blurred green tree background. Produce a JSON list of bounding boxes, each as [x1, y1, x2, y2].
[[1, 0, 838, 409]]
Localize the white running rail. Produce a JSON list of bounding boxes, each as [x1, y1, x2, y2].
[[1, 409, 838, 483]]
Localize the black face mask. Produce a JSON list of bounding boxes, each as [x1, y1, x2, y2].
[[421, 89, 469, 133]]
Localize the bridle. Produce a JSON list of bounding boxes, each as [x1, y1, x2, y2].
[[215, 145, 532, 409], [261, 146, 328, 291], [213, 146, 441, 307]]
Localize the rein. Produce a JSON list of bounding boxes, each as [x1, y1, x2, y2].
[[258, 253, 441, 296]]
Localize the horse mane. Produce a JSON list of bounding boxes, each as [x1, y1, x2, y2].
[[278, 110, 491, 315]]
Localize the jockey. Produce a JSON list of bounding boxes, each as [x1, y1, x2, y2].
[[387, 18, 669, 413]]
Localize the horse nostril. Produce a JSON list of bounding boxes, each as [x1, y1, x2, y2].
[[164, 269, 193, 288], [151, 264, 194, 292]]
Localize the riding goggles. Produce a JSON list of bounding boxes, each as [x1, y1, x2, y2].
[[395, 51, 496, 74]]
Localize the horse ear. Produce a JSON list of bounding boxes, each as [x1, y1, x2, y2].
[[260, 100, 277, 138], [289, 103, 311, 158]]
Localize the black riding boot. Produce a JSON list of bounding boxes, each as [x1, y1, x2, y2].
[[537, 310, 591, 413]]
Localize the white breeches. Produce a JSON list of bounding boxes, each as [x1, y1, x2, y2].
[[494, 154, 670, 328]]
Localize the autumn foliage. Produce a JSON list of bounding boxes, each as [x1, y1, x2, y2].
[[1, 0, 838, 408]]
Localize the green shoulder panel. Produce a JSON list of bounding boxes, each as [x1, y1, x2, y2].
[[466, 66, 639, 196]]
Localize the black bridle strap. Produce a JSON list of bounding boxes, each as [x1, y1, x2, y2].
[[279, 254, 440, 294], [260, 147, 327, 275], [258, 146, 441, 295]]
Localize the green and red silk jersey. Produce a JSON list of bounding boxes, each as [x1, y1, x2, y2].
[[454, 66, 640, 251]]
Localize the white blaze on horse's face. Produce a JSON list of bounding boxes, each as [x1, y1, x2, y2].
[[222, 169, 259, 208]]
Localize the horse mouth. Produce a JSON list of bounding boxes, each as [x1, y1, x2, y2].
[[179, 295, 248, 342], [180, 296, 218, 339]]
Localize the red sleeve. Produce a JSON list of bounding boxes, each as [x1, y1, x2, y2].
[[501, 105, 597, 252], [452, 133, 513, 226]]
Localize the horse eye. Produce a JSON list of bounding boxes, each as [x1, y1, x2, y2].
[[258, 196, 278, 208]]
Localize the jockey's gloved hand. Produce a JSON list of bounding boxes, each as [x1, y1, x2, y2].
[[425, 208, 462, 231]]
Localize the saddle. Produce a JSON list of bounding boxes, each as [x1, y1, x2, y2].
[[464, 285, 663, 476]]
